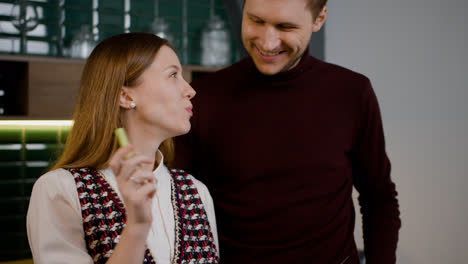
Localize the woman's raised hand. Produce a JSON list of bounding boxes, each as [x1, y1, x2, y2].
[[109, 145, 156, 231]]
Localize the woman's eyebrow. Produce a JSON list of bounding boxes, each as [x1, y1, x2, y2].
[[164, 65, 180, 71]]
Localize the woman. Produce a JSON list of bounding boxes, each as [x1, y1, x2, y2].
[[26, 33, 219, 264]]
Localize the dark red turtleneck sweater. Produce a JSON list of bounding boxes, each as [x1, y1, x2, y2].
[[174, 52, 400, 264]]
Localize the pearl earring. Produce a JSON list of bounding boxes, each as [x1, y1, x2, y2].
[[130, 102, 136, 109]]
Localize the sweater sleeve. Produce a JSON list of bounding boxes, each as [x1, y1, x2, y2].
[[352, 79, 401, 264]]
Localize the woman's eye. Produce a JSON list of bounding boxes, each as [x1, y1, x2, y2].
[[170, 72, 177, 78]]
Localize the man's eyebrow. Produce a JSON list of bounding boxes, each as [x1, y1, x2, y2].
[[246, 12, 299, 27], [246, 12, 262, 19]]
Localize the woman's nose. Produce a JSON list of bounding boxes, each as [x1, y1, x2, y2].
[[184, 81, 196, 99]]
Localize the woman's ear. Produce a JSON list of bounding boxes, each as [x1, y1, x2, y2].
[[119, 86, 135, 109]]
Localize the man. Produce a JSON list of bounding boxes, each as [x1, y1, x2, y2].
[[174, 0, 401, 263]]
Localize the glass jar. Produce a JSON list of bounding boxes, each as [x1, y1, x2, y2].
[[200, 15, 231, 67], [70, 25, 96, 59], [152, 17, 175, 46]]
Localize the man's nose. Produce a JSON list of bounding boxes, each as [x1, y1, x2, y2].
[[259, 26, 280, 51]]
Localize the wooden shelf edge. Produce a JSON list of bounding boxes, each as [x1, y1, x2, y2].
[[183, 64, 223, 72], [0, 54, 86, 64], [0, 54, 225, 72]]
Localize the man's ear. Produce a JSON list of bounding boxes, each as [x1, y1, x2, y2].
[[312, 6, 328, 32], [119, 86, 134, 109]]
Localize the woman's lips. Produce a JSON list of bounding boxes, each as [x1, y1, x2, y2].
[[185, 106, 193, 116]]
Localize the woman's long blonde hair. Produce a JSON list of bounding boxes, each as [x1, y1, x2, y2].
[[52, 33, 174, 171]]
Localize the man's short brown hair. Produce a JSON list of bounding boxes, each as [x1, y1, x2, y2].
[[243, 0, 328, 22], [307, 0, 328, 21]]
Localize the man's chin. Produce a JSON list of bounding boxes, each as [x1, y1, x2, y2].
[[253, 62, 283, 75], [252, 56, 302, 75]]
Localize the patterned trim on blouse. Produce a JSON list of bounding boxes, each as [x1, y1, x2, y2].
[[69, 168, 156, 264], [70, 167, 218, 264], [170, 169, 219, 264]]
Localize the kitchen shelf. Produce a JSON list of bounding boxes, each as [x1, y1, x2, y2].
[[0, 54, 221, 120]]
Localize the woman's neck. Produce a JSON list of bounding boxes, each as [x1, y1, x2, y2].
[[124, 122, 165, 167]]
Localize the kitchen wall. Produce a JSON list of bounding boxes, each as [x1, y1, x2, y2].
[[324, 0, 468, 263]]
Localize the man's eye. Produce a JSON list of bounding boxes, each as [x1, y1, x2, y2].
[[170, 72, 177, 78], [279, 25, 296, 30], [251, 17, 263, 24]]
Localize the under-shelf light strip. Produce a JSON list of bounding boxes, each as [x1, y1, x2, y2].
[[0, 120, 73, 127]]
